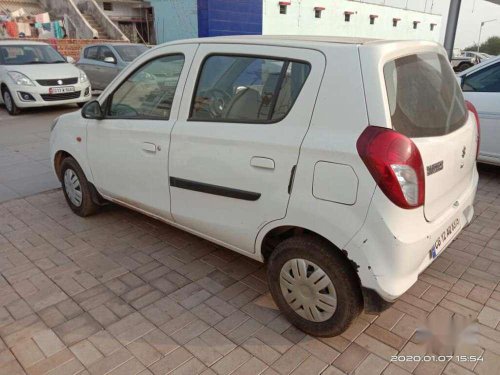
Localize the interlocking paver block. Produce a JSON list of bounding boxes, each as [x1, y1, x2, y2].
[[149, 347, 193, 375], [11, 338, 45, 368], [70, 340, 103, 367], [298, 336, 340, 364], [289, 355, 328, 375], [107, 312, 155, 346], [210, 347, 252, 375], [127, 338, 162, 367], [88, 330, 123, 356], [143, 329, 179, 356], [25, 348, 75, 375], [32, 328, 66, 357], [185, 337, 223, 366], [53, 313, 101, 346], [271, 345, 310, 374], [0, 169, 499, 375], [86, 347, 133, 375]]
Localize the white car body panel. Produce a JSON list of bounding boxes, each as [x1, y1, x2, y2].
[[170, 43, 326, 253], [458, 56, 500, 166], [50, 36, 478, 305], [86, 44, 198, 220]]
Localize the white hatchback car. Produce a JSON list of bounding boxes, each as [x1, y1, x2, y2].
[[0, 41, 91, 115], [458, 55, 500, 165], [50, 36, 479, 336]]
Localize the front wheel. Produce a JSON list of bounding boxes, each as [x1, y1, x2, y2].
[[60, 157, 99, 217], [2, 88, 20, 115], [267, 235, 363, 337]]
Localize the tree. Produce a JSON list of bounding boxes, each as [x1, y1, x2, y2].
[[464, 36, 500, 55]]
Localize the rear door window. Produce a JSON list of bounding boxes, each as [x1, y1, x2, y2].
[[384, 52, 467, 137], [190, 55, 310, 123]]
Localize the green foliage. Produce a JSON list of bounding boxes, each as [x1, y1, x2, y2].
[[464, 36, 500, 55]]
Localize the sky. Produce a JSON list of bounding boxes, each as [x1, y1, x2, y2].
[[364, 0, 500, 48]]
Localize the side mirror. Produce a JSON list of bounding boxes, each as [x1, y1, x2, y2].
[[66, 56, 75, 64], [104, 56, 116, 64], [81, 100, 104, 120]]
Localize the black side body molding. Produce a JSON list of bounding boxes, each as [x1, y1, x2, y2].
[[170, 177, 261, 201]]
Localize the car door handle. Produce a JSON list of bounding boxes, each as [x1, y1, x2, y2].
[[142, 142, 157, 153], [250, 157, 275, 170]]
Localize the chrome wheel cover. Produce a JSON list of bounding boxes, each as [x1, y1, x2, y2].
[[64, 169, 83, 207], [4, 91, 12, 112], [280, 258, 337, 322]]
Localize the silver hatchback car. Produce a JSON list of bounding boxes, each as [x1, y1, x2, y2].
[[76, 43, 148, 91]]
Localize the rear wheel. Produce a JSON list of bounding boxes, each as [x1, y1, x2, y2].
[[267, 235, 363, 337], [2, 88, 20, 115], [60, 157, 99, 217]]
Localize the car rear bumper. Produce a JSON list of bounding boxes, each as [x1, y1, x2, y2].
[[346, 166, 479, 302], [8, 82, 92, 108]]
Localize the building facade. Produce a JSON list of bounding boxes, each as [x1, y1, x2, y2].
[[150, 0, 441, 44], [97, 0, 154, 43]]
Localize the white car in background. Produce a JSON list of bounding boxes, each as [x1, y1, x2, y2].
[[458, 56, 500, 165], [0, 41, 91, 115], [50, 36, 479, 336]]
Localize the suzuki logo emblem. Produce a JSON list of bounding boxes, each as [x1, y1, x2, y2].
[[57, 80, 63, 85], [462, 146, 466, 158]]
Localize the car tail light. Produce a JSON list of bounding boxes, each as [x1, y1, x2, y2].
[[465, 100, 480, 160], [357, 126, 425, 209]]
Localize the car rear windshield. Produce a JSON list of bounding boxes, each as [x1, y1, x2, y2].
[[113, 45, 149, 62], [384, 52, 467, 138]]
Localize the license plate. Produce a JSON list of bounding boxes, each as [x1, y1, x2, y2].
[[49, 86, 75, 94], [431, 218, 460, 259]]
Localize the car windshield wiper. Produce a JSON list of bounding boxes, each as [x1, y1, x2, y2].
[[24, 61, 50, 64], [24, 60, 66, 64]]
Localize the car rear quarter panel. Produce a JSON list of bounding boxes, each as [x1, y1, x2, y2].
[[256, 44, 376, 258]]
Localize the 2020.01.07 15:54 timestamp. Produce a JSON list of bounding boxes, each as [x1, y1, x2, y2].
[[391, 355, 483, 363]]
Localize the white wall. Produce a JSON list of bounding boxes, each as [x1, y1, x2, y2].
[[262, 0, 442, 42]]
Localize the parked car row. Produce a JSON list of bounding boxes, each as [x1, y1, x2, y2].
[[50, 36, 480, 336], [0, 41, 149, 115]]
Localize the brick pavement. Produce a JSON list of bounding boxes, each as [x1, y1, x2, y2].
[[0, 166, 499, 375]]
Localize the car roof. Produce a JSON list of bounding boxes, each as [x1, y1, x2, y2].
[[165, 35, 380, 47], [458, 55, 500, 76], [82, 43, 145, 48], [153, 35, 441, 53], [198, 35, 379, 44], [0, 40, 49, 46]]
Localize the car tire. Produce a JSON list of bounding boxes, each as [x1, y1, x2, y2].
[[457, 62, 473, 72], [60, 157, 99, 217], [2, 88, 20, 115], [267, 235, 363, 337]]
